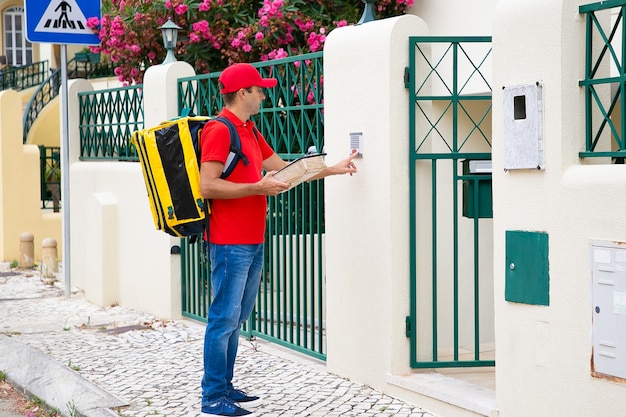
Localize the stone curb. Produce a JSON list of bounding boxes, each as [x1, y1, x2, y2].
[[0, 334, 126, 417]]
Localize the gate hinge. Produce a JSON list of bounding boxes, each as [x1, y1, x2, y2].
[[405, 316, 411, 337], [403, 67, 410, 89]]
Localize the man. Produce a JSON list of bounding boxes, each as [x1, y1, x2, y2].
[[199, 62, 358, 417]]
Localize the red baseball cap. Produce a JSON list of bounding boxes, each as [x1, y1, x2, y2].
[[218, 63, 277, 94]]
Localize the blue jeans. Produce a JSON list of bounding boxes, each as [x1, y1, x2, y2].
[[201, 243, 264, 406]]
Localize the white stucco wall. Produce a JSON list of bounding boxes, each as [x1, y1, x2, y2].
[[324, 12, 429, 396], [493, 1, 626, 416], [66, 61, 195, 318], [410, 0, 497, 36], [69, 159, 176, 314]]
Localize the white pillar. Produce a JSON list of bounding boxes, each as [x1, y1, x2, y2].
[[141, 61, 196, 318], [143, 61, 196, 128], [324, 14, 428, 388]]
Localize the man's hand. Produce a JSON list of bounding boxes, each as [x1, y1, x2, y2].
[[309, 149, 359, 180], [258, 171, 291, 196], [329, 149, 359, 176]]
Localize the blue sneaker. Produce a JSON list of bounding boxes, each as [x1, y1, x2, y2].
[[201, 397, 254, 417], [228, 388, 263, 408]]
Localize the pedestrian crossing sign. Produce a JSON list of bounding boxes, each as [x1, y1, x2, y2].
[[25, 0, 101, 45]]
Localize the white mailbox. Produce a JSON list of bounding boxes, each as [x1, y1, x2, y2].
[[591, 241, 626, 381], [502, 82, 544, 170]]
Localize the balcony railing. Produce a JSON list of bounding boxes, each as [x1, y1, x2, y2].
[[0, 60, 48, 92]]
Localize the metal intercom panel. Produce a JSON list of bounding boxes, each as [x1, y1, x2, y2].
[[591, 241, 626, 381], [502, 82, 544, 170], [349, 132, 363, 156]]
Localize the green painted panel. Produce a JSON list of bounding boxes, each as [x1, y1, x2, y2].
[[505, 230, 549, 306]]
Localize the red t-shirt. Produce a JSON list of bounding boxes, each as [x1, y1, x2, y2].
[[200, 108, 275, 244]]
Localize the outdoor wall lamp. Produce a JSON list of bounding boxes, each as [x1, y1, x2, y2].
[[357, 0, 376, 25], [159, 18, 182, 64]]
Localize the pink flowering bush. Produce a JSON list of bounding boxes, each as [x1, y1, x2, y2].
[[89, 0, 414, 85]]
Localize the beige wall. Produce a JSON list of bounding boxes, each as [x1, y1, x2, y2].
[[26, 96, 60, 146], [0, 89, 61, 263]]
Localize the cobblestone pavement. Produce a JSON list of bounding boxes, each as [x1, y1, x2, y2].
[[0, 265, 436, 417]]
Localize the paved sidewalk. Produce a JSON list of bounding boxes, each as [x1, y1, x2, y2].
[[0, 266, 436, 417]]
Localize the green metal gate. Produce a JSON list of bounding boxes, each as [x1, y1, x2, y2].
[[178, 53, 327, 360], [408, 37, 495, 368]]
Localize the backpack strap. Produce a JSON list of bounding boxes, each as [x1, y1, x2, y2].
[[213, 116, 248, 179]]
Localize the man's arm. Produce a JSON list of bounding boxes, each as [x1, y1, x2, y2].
[[307, 149, 359, 181], [200, 159, 290, 199], [262, 153, 289, 172]]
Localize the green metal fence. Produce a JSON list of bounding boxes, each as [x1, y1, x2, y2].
[[181, 240, 211, 322], [178, 52, 328, 360], [579, 0, 626, 162], [408, 37, 495, 368], [0, 60, 48, 92], [78, 85, 143, 160]]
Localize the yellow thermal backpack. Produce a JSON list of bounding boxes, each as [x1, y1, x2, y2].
[[131, 114, 251, 239]]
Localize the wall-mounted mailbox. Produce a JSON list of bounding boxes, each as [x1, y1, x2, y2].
[[462, 159, 492, 219], [591, 241, 626, 381], [503, 81, 544, 170]]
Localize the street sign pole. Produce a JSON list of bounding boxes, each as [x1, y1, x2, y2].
[[60, 44, 70, 298], [25, 0, 101, 298]]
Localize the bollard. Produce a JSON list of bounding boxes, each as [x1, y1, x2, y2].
[[41, 238, 58, 278], [19, 232, 34, 268]]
